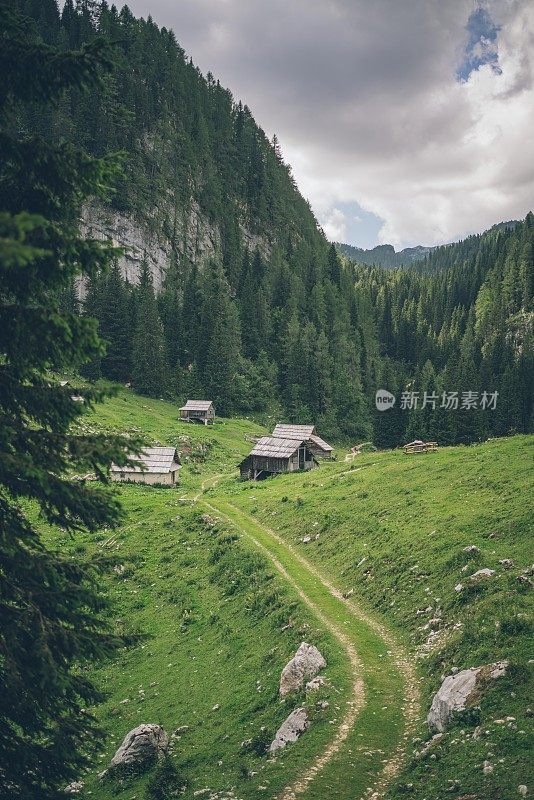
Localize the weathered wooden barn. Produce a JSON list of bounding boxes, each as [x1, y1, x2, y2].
[[239, 436, 317, 480], [179, 400, 215, 425], [111, 447, 181, 486], [272, 424, 334, 459]]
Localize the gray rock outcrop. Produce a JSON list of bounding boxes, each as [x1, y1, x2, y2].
[[428, 662, 508, 732], [280, 642, 326, 697], [269, 707, 309, 753], [109, 724, 169, 773]]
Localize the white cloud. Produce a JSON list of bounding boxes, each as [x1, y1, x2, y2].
[[127, 0, 534, 248], [320, 208, 348, 242]]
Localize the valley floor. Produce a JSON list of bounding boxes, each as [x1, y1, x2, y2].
[[49, 389, 533, 800]]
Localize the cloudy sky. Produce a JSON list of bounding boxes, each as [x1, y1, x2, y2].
[[125, 0, 534, 249]]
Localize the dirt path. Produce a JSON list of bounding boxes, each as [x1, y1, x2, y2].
[[200, 494, 420, 800]]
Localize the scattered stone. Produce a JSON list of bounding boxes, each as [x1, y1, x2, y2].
[[113, 564, 126, 576], [109, 724, 168, 773], [173, 725, 189, 736], [482, 760, 493, 775], [455, 583, 464, 592], [269, 707, 309, 753], [279, 642, 326, 697], [200, 514, 217, 528], [518, 786, 528, 797], [499, 559, 514, 568], [342, 588, 354, 598], [470, 568, 495, 580], [301, 536, 312, 544], [416, 733, 443, 758], [64, 781, 84, 795], [212, 704, 220, 711], [463, 545, 480, 554], [428, 662, 508, 732], [305, 675, 325, 692]]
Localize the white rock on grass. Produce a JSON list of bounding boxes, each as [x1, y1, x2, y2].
[[279, 642, 326, 697], [269, 707, 309, 753], [64, 781, 84, 795], [518, 786, 528, 796], [306, 675, 325, 692], [428, 662, 508, 732], [470, 568, 496, 580], [109, 724, 168, 773], [483, 760, 494, 775]]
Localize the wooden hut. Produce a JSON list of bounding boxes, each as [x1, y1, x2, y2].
[[179, 400, 215, 425], [403, 440, 438, 454], [272, 423, 334, 459], [239, 436, 317, 480], [111, 447, 181, 486]]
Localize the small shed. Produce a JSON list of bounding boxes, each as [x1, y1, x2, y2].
[[272, 424, 334, 459], [179, 400, 215, 425], [403, 440, 438, 454], [239, 436, 317, 480], [111, 447, 181, 486]]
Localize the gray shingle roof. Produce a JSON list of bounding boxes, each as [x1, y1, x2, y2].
[[273, 423, 316, 439], [249, 436, 304, 459], [272, 424, 332, 452], [309, 434, 333, 452], [111, 447, 181, 474], [179, 400, 213, 411]]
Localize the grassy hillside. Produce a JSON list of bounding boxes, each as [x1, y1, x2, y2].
[[217, 436, 534, 798], [46, 388, 532, 799], [45, 391, 354, 799]]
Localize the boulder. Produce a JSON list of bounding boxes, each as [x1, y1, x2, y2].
[[269, 707, 309, 753], [470, 568, 495, 580], [279, 642, 326, 696], [306, 675, 325, 692], [109, 724, 168, 773], [428, 662, 507, 732], [463, 545, 480, 554], [64, 781, 84, 795]]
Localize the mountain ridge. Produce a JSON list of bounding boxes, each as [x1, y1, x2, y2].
[[335, 218, 520, 269]]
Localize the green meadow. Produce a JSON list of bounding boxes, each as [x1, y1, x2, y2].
[[44, 388, 533, 800]]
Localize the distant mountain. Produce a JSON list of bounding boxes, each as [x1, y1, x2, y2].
[[336, 219, 520, 269], [335, 242, 434, 268]]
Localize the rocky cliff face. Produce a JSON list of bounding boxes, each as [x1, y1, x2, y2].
[[82, 202, 273, 292], [82, 201, 221, 291]]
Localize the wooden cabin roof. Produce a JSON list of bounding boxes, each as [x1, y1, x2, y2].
[[309, 433, 333, 453], [111, 447, 181, 474], [249, 436, 305, 459], [179, 400, 213, 411], [272, 423, 316, 439], [272, 424, 332, 453]]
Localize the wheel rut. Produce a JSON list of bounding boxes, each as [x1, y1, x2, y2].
[[199, 494, 420, 800]]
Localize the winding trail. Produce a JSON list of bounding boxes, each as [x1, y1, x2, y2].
[[198, 488, 421, 800]]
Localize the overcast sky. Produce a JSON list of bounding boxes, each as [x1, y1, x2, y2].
[[124, 0, 534, 249]]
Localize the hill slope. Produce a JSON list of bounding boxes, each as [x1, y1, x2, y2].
[[46, 388, 533, 799]]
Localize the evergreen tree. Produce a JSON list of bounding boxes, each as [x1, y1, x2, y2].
[[0, 9, 138, 798], [131, 263, 168, 396], [99, 261, 132, 380]]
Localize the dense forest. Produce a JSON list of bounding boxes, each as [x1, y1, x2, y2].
[[12, 0, 534, 446]]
